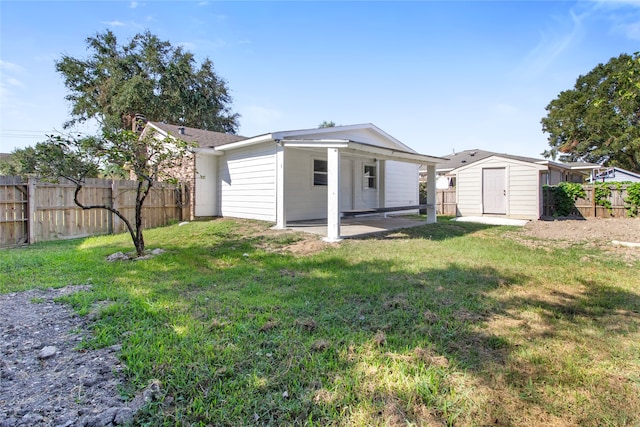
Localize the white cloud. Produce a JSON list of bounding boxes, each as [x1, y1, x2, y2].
[[130, 1, 139, 8], [518, 9, 586, 79], [6, 78, 23, 87], [0, 60, 22, 72], [102, 20, 126, 27]]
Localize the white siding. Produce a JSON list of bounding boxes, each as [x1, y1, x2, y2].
[[219, 143, 277, 221], [456, 166, 483, 217], [507, 164, 540, 219], [194, 154, 218, 217], [384, 161, 419, 208], [283, 148, 329, 221]]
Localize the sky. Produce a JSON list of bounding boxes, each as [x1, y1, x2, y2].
[[0, 1, 639, 159]]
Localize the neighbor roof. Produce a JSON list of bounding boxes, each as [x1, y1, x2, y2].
[[147, 122, 248, 149]]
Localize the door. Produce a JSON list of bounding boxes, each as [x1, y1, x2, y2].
[[340, 159, 353, 211], [483, 168, 506, 214]]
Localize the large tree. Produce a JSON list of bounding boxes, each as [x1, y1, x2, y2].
[[56, 30, 239, 133], [541, 53, 640, 173]]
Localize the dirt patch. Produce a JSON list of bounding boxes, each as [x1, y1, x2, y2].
[[506, 217, 640, 262], [283, 238, 337, 256]]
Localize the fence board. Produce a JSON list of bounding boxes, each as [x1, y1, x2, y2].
[[0, 176, 185, 248]]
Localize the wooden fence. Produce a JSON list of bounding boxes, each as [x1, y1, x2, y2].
[[542, 184, 632, 218], [0, 176, 188, 248], [436, 189, 457, 216]]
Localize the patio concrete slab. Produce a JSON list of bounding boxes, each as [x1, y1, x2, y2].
[[284, 216, 428, 238]]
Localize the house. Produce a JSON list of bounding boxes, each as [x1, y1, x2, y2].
[[143, 122, 444, 241], [586, 167, 640, 183], [420, 149, 599, 220]]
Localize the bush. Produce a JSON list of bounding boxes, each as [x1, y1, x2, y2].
[[624, 182, 640, 217]]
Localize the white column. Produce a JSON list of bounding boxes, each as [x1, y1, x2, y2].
[[426, 164, 437, 223], [378, 159, 386, 209], [324, 148, 342, 242], [274, 144, 286, 229]]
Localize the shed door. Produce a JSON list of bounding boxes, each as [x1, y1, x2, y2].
[[483, 168, 506, 214]]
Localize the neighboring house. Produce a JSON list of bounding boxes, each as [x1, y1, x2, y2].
[[450, 153, 598, 220], [420, 149, 496, 189], [586, 167, 640, 183], [144, 122, 444, 241]]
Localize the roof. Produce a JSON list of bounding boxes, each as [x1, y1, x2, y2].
[[146, 122, 248, 148], [421, 149, 599, 173], [145, 122, 445, 165], [430, 149, 544, 172]]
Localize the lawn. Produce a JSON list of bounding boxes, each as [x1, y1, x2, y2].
[[1, 217, 639, 426]]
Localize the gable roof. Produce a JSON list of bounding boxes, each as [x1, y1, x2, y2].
[[214, 123, 446, 165], [146, 122, 248, 148], [433, 149, 548, 172], [423, 149, 600, 174]]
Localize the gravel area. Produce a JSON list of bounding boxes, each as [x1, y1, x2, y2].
[[0, 286, 159, 427]]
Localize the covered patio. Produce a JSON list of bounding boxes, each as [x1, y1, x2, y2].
[[272, 135, 444, 242]]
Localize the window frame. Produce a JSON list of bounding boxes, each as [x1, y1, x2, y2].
[[363, 163, 377, 190], [313, 158, 328, 187]]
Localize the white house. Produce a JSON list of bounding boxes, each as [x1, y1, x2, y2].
[[143, 122, 444, 241], [587, 167, 640, 183]]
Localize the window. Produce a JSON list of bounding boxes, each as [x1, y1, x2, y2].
[[364, 164, 377, 189], [313, 159, 328, 186]]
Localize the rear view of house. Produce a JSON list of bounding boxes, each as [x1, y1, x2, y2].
[[145, 122, 444, 241]]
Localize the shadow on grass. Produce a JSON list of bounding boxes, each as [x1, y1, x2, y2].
[[8, 218, 640, 426], [348, 217, 500, 242]]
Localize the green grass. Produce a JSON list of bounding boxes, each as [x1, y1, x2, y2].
[[1, 217, 639, 426]]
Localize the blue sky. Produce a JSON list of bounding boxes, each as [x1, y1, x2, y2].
[[1, 1, 639, 159]]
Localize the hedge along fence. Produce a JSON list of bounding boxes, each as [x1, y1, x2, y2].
[[542, 182, 640, 218], [0, 176, 189, 248]]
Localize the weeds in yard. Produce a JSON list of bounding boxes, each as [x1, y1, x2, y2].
[[1, 217, 638, 426]]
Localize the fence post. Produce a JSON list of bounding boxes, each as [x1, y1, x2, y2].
[[111, 179, 119, 234], [591, 185, 597, 217], [27, 177, 36, 244]]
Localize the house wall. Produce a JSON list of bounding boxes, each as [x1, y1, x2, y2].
[[456, 157, 542, 220], [384, 161, 420, 208], [548, 169, 564, 185], [282, 150, 382, 221], [283, 148, 328, 221], [219, 142, 277, 222]]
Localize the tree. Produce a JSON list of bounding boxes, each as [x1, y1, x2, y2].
[[318, 120, 336, 128], [56, 30, 240, 133], [31, 124, 194, 257], [541, 53, 640, 173], [0, 147, 40, 176]]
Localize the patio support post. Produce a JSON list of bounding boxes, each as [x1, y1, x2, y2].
[[426, 164, 437, 223], [324, 147, 342, 242], [378, 159, 386, 216], [274, 143, 286, 229]]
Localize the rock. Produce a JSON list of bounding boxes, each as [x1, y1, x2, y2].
[[38, 346, 57, 359], [150, 248, 166, 255], [106, 252, 128, 262]]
